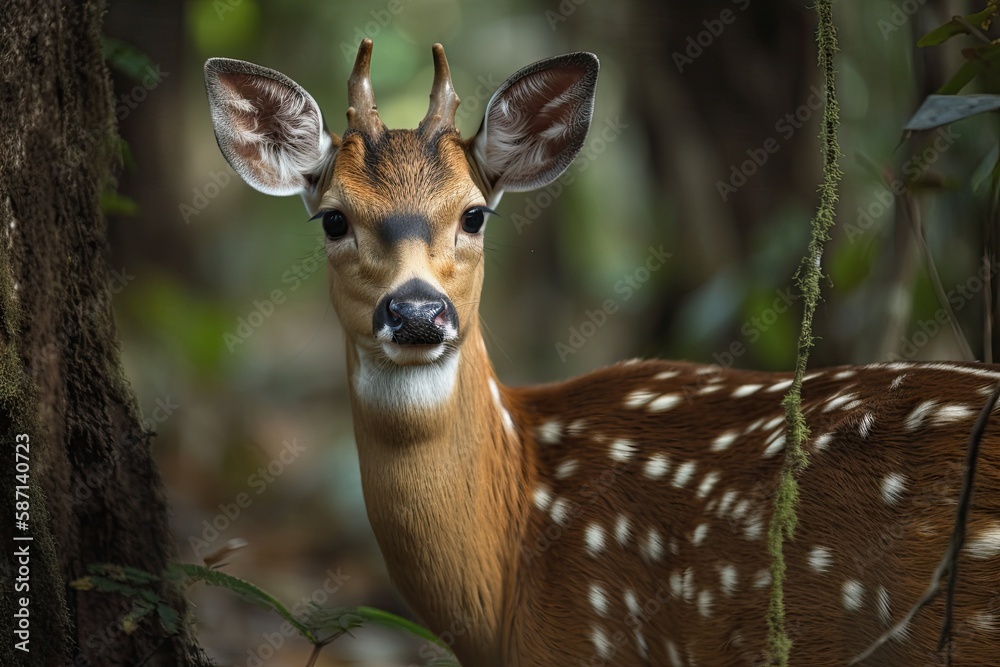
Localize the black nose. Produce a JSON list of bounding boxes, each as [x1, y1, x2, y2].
[[373, 279, 458, 345]]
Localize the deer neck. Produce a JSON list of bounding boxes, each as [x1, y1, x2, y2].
[[346, 329, 529, 665]]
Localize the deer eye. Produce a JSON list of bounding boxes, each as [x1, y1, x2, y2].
[[311, 209, 350, 239], [461, 207, 494, 234]]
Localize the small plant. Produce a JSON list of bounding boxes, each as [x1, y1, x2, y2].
[[71, 562, 457, 666]]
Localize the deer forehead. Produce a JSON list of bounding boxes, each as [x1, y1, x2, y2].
[[327, 130, 482, 224]]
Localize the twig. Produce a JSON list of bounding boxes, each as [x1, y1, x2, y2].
[[850, 381, 1000, 664], [955, 16, 992, 44]]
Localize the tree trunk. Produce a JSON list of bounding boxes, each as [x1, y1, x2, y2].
[[0, 1, 207, 664]]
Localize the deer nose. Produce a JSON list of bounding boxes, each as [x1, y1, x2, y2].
[[373, 279, 457, 345]]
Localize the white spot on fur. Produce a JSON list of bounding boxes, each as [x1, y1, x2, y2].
[[615, 515, 630, 545], [649, 393, 682, 411], [717, 491, 738, 516], [719, 564, 738, 596], [550, 498, 570, 526], [590, 626, 612, 659], [682, 567, 696, 601], [533, 486, 553, 511], [643, 528, 665, 562], [609, 439, 637, 462], [966, 523, 1000, 559], [881, 473, 908, 505], [666, 640, 683, 667], [670, 571, 683, 598], [809, 546, 833, 572], [833, 369, 856, 380], [824, 392, 858, 412], [933, 404, 975, 425], [696, 471, 720, 499], [655, 370, 680, 380], [699, 384, 723, 395], [589, 583, 609, 617], [970, 611, 998, 632], [813, 433, 833, 451], [744, 513, 763, 540], [691, 523, 709, 546], [711, 431, 738, 452], [567, 419, 587, 435], [624, 589, 640, 616], [645, 454, 670, 479], [763, 433, 786, 458], [763, 415, 784, 431], [890, 374, 906, 389], [697, 589, 714, 617], [858, 412, 875, 438], [672, 461, 697, 488], [905, 400, 938, 430], [624, 389, 656, 409], [753, 568, 771, 588], [555, 459, 579, 480], [766, 379, 793, 393], [732, 384, 763, 397], [585, 523, 606, 556], [842, 580, 865, 611], [731, 499, 750, 521], [876, 585, 891, 626], [744, 418, 765, 433], [536, 419, 562, 444]]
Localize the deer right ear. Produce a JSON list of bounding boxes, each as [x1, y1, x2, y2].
[[469, 52, 598, 204], [204, 58, 339, 209]]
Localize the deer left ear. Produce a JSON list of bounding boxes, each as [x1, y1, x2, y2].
[[469, 52, 598, 203], [204, 58, 339, 211]]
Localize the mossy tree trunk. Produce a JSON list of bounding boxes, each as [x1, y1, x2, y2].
[[0, 1, 206, 664]]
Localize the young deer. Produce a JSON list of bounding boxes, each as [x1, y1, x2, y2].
[[205, 40, 1000, 666]]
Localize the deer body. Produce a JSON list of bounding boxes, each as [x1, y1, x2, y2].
[[205, 41, 1000, 666]]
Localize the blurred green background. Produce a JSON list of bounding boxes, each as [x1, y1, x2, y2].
[[102, 0, 998, 664]]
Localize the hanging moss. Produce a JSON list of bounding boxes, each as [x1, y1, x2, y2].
[[766, 0, 843, 664]]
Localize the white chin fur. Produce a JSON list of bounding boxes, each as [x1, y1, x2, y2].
[[354, 346, 460, 408], [382, 342, 447, 365]]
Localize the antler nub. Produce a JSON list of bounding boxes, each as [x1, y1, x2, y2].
[[419, 43, 461, 136], [346, 38, 384, 138]]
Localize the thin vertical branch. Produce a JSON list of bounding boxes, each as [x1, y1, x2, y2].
[[766, 1, 843, 663]]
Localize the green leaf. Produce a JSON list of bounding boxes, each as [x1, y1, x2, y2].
[[355, 606, 451, 650], [171, 562, 317, 643], [904, 94, 1000, 131], [934, 43, 1000, 94], [301, 605, 366, 642], [121, 601, 155, 635], [917, 7, 998, 47], [156, 603, 181, 634]]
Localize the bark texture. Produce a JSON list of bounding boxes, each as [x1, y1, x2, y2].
[[0, 1, 207, 664]]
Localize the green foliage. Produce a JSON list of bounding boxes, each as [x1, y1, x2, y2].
[[70, 564, 181, 636], [917, 7, 997, 47], [74, 562, 454, 665]]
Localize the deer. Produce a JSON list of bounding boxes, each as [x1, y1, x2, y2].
[[204, 39, 1000, 666]]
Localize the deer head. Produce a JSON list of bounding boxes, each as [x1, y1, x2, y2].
[[205, 40, 598, 404]]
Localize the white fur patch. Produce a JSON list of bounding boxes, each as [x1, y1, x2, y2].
[[353, 349, 459, 408]]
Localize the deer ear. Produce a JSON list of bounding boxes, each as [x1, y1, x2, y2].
[[469, 52, 598, 201], [204, 58, 339, 208]]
